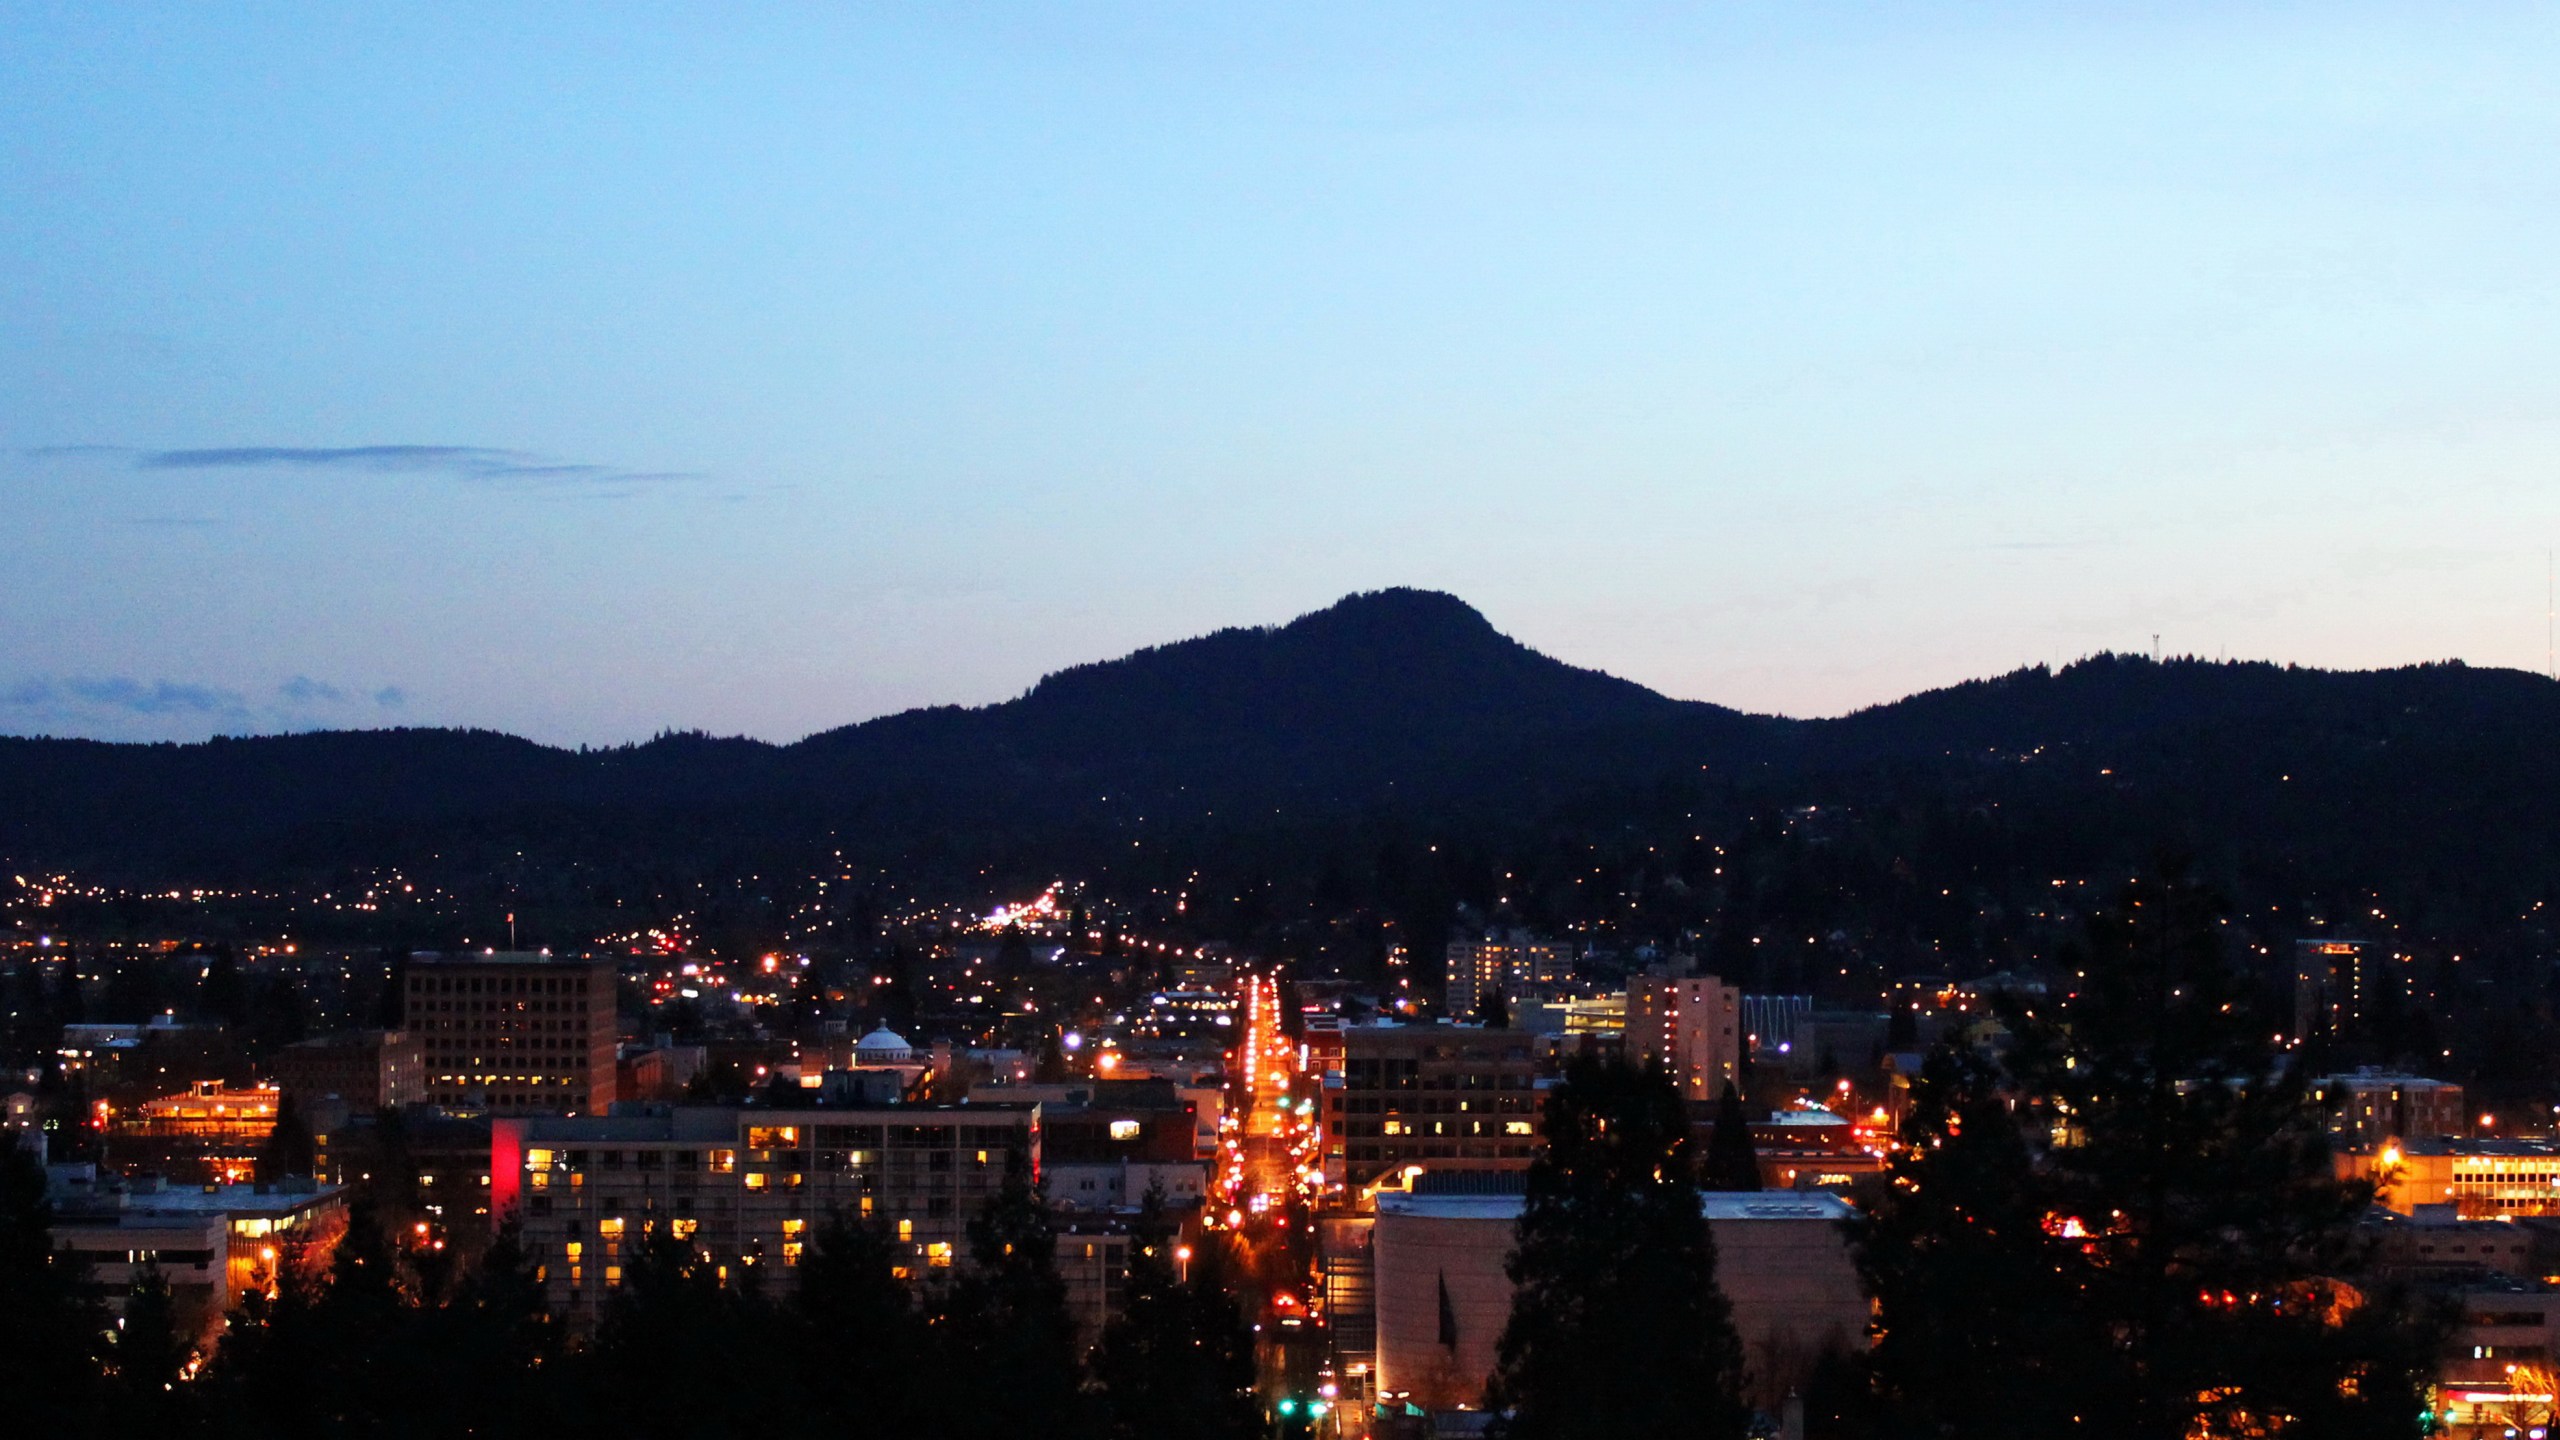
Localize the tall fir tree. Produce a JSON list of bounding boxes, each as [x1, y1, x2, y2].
[[934, 1142, 1091, 1440], [1488, 1054, 1749, 1440], [108, 1262, 193, 1425], [433, 1214, 565, 1439], [1701, 1081, 1764, 1192], [789, 1207, 929, 1429], [1854, 867, 2443, 1438], [581, 1222, 797, 1439], [1092, 1183, 1259, 1440], [256, 1092, 317, 1182], [0, 1139, 107, 1432]]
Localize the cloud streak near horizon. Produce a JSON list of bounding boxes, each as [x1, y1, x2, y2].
[[0, 673, 409, 740], [23, 443, 697, 492]]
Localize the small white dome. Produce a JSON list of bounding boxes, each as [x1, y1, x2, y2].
[[854, 1028, 913, 1063]]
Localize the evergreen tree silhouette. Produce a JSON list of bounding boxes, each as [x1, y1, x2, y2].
[[0, 1140, 106, 1431], [789, 1207, 927, 1429], [1092, 1183, 1258, 1440], [1854, 866, 2444, 1438], [1701, 1082, 1763, 1192], [1488, 1054, 1748, 1440], [934, 1142, 1091, 1440]]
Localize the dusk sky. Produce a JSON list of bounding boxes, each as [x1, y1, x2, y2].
[[6, 4, 2557, 744]]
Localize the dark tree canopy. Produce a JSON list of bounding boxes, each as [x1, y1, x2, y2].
[[1489, 1053, 1749, 1440], [1701, 1081, 1763, 1192], [932, 1142, 1092, 1440], [1853, 868, 2443, 1439], [1092, 1183, 1260, 1440]]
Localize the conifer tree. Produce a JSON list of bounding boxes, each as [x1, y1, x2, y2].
[[583, 1222, 795, 1438], [433, 1214, 564, 1438], [789, 1207, 926, 1428], [256, 1092, 316, 1182], [1092, 1184, 1259, 1440], [1701, 1081, 1763, 1192], [934, 1142, 1091, 1440], [1854, 868, 2442, 1439], [1487, 1054, 1748, 1440], [109, 1262, 192, 1424], [0, 1140, 106, 1430]]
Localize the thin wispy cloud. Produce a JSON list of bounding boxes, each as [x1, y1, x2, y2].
[[21, 442, 697, 492], [0, 672, 410, 741], [135, 444, 700, 490]]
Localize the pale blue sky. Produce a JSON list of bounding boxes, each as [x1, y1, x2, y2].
[[5, 3, 2556, 742]]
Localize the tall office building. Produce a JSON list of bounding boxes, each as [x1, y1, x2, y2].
[[271, 1030, 425, 1112], [1320, 1026, 1544, 1188], [1627, 972, 1742, 1101], [1443, 931, 1574, 1017], [405, 953, 618, 1114], [2293, 938, 2400, 1040]]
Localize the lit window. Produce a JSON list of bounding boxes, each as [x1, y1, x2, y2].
[[1504, 1121, 1534, 1136], [744, 1173, 768, 1190], [926, 1242, 954, 1268], [526, 1149, 554, 1168], [708, 1150, 737, 1173], [671, 1219, 698, 1239], [1108, 1120, 1142, 1141], [782, 1242, 803, 1266], [597, 1218, 624, 1237], [782, 1218, 805, 1236], [897, 1219, 913, 1241]]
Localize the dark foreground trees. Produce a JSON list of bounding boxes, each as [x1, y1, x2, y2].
[[1488, 1053, 1749, 1440], [1092, 1184, 1260, 1440], [1854, 868, 2443, 1439]]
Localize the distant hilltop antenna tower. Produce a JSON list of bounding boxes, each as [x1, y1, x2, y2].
[[2547, 549, 2555, 681]]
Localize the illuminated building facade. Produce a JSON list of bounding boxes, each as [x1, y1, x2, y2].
[[44, 1155, 347, 1310], [272, 1029, 425, 1112], [2293, 938, 2403, 1041], [1626, 971, 1742, 1102], [2351, 1138, 2560, 1219], [1321, 1026, 1543, 1189], [107, 1080, 281, 1185], [1370, 1187, 1865, 1413], [1443, 931, 1573, 1018], [495, 1102, 1043, 1328], [2431, 1280, 2560, 1439], [405, 953, 617, 1114], [2311, 1070, 2466, 1148]]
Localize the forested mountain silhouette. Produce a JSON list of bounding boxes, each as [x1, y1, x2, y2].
[[2, 589, 2553, 940]]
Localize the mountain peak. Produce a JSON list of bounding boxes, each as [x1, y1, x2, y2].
[[1281, 587, 1498, 644]]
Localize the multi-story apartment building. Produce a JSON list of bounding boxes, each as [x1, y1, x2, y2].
[[271, 1029, 425, 1113], [404, 953, 617, 1114], [1321, 1026, 1544, 1189], [2293, 938, 2404, 1041], [493, 1102, 1043, 1328], [2312, 1070, 2467, 1148], [1443, 931, 1574, 1018], [1627, 971, 1742, 1102]]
